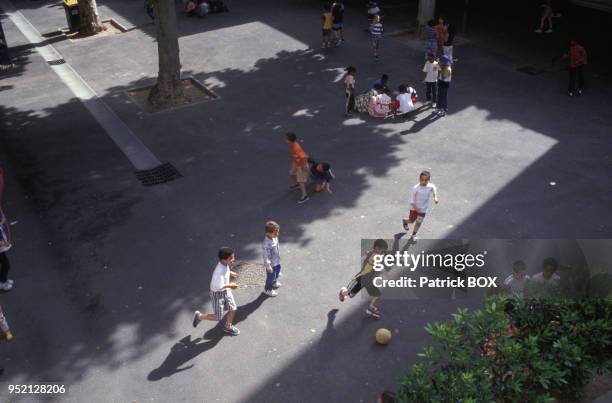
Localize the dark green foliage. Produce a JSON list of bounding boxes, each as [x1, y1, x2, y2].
[[397, 298, 612, 403]]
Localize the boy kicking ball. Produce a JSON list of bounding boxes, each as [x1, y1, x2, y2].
[[402, 171, 438, 240], [338, 239, 388, 318]]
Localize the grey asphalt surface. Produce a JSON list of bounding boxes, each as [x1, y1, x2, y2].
[[1, 0, 611, 402]]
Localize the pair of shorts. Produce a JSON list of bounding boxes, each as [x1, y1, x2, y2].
[[408, 209, 426, 223], [289, 165, 309, 183], [372, 36, 381, 48], [332, 22, 343, 30], [347, 271, 382, 298], [210, 289, 237, 321], [322, 29, 332, 37]]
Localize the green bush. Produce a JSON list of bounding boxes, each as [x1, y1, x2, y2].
[[397, 298, 612, 403]]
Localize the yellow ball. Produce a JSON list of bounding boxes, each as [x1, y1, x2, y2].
[[375, 328, 392, 345]]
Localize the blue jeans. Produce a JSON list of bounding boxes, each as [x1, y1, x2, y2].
[[265, 264, 281, 291], [437, 81, 450, 112]]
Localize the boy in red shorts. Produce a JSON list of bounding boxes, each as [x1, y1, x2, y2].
[[403, 171, 438, 240]]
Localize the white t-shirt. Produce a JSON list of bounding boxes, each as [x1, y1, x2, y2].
[[396, 93, 414, 114], [209, 262, 230, 292], [503, 274, 531, 293], [344, 74, 355, 92], [423, 61, 439, 83], [531, 272, 560, 285], [410, 183, 437, 212]]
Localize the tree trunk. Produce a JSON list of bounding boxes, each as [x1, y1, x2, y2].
[[148, 0, 183, 108], [0, 19, 13, 70], [78, 0, 104, 36]]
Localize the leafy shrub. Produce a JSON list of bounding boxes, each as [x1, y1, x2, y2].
[[397, 297, 612, 403]]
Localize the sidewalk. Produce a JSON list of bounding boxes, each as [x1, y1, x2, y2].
[[1, 0, 611, 401]]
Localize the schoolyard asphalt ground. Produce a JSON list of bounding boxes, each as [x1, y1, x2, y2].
[[1, 0, 611, 402]]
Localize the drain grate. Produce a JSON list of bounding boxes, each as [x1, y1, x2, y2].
[[135, 162, 182, 186], [516, 65, 546, 75], [48, 58, 66, 66]]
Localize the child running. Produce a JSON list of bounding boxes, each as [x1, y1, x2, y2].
[[192, 247, 241, 336], [285, 132, 310, 203], [403, 171, 439, 240], [322, 3, 333, 48], [338, 239, 388, 318], [370, 14, 383, 60], [262, 221, 282, 297]]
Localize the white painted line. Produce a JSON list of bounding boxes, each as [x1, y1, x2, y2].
[[0, 0, 162, 171]]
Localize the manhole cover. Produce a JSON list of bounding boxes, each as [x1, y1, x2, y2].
[[516, 65, 546, 75], [231, 261, 266, 288], [135, 162, 182, 186]]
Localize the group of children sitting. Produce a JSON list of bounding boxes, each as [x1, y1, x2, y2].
[[344, 68, 418, 119], [183, 0, 228, 18]]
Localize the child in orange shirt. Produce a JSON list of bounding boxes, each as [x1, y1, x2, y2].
[[285, 133, 310, 203]]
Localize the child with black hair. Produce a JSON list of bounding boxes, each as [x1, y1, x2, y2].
[[344, 66, 356, 117], [532, 257, 560, 285], [331, 2, 345, 45], [502, 260, 531, 294], [338, 239, 388, 318], [285, 133, 310, 203], [192, 247, 241, 336], [309, 158, 335, 193], [403, 171, 439, 240]]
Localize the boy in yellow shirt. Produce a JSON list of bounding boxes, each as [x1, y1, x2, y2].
[[322, 4, 333, 48]]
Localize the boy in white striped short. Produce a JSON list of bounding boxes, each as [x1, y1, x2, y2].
[[192, 247, 240, 336]]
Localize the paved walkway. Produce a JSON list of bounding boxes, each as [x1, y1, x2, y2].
[[0, 0, 611, 402]]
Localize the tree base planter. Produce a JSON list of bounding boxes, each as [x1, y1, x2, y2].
[[126, 77, 217, 114], [60, 19, 127, 42]]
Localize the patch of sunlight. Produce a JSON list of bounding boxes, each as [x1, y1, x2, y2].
[[181, 21, 309, 73], [203, 76, 226, 89], [292, 109, 316, 117]]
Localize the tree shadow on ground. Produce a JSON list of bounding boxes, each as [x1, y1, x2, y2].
[[147, 293, 267, 381], [0, 0, 611, 401]]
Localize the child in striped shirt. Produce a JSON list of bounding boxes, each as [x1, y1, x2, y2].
[[370, 14, 383, 60]]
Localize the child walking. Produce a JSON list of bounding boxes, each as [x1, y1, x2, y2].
[[322, 3, 333, 48], [285, 133, 310, 203], [344, 66, 356, 116], [422, 52, 439, 107], [338, 239, 388, 318], [402, 171, 439, 240], [192, 247, 241, 336], [262, 221, 282, 297], [370, 14, 383, 60]]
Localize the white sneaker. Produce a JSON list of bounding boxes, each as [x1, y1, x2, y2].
[[535, 29, 543, 33], [338, 286, 348, 302], [264, 289, 278, 297], [545, 29, 553, 33], [432, 103, 437, 108], [0, 282, 13, 291], [272, 281, 282, 289]]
